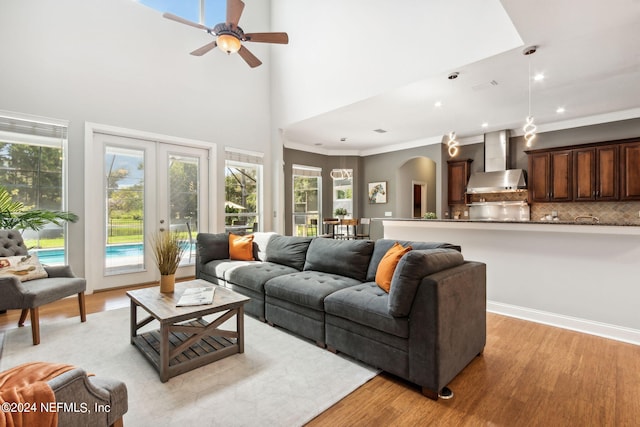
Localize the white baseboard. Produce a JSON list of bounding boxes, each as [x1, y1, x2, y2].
[[487, 301, 640, 346]]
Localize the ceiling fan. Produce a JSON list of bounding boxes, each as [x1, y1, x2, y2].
[[162, 0, 289, 68]]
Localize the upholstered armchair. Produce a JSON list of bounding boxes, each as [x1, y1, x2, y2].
[[0, 362, 128, 427], [0, 229, 86, 345]]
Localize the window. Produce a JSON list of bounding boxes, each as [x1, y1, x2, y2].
[[292, 165, 321, 237], [225, 149, 263, 231], [135, 0, 225, 26], [0, 114, 68, 264], [332, 170, 353, 217]]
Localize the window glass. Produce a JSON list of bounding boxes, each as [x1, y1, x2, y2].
[[292, 165, 321, 237], [225, 161, 260, 231], [136, 0, 225, 26], [332, 171, 353, 217], [0, 118, 68, 265]]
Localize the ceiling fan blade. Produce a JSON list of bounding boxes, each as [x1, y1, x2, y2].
[[162, 12, 209, 31], [244, 32, 289, 44], [227, 0, 245, 27], [237, 45, 262, 68], [190, 41, 218, 56]]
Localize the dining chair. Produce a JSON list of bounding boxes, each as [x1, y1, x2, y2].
[[340, 218, 358, 239], [321, 218, 339, 238], [355, 218, 371, 239]]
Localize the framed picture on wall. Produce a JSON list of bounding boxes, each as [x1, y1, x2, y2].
[[368, 181, 387, 204]]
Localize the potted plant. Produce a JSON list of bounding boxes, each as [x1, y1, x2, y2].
[[423, 212, 438, 220], [150, 230, 186, 293], [334, 208, 348, 219]]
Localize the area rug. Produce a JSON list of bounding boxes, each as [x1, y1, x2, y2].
[[0, 307, 378, 426]]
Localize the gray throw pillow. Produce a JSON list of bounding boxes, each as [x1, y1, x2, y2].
[[196, 232, 229, 264]]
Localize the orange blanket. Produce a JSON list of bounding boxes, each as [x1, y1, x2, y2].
[[0, 362, 75, 427]]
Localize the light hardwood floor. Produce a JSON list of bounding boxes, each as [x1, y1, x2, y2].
[[1, 286, 638, 426]]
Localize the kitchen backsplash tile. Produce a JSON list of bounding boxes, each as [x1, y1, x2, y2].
[[530, 201, 640, 224], [449, 193, 640, 224]]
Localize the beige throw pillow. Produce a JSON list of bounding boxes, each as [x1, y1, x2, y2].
[[0, 254, 48, 282]]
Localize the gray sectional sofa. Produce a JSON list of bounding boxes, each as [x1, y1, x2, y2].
[[196, 231, 486, 400]]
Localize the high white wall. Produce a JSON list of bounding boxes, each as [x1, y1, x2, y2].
[[270, 0, 522, 129], [0, 0, 274, 276]]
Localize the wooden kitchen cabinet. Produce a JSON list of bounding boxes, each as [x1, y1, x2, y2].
[[528, 150, 572, 202], [447, 159, 472, 205], [574, 145, 618, 201], [620, 140, 640, 200]]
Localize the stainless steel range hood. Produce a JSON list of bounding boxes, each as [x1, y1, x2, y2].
[[465, 130, 527, 193], [466, 169, 527, 193]]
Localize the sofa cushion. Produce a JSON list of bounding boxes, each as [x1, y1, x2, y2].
[[366, 239, 461, 282], [264, 271, 361, 311], [375, 242, 412, 292], [197, 232, 229, 265], [265, 235, 312, 271], [199, 259, 257, 281], [388, 248, 464, 317], [324, 282, 409, 338], [303, 238, 374, 282], [251, 232, 277, 261], [226, 262, 300, 293], [229, 233, 255, 261]]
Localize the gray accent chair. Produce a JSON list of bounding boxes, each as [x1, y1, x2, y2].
[[48, 367, 128, 427], [0, 229, 87, 345]]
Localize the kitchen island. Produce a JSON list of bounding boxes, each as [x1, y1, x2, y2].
[[382, 218, 640, 344]]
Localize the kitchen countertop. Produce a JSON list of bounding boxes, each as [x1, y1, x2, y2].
[[378, 218, 640, 226], [379, 218, 640, 236]]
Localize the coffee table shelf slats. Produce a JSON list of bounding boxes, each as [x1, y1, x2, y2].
[[132, 318, 238, 368]]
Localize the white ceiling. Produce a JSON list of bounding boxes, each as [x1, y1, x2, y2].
[[275, 0, 640, 155]]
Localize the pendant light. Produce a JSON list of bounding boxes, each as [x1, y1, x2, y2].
[[446, 72, 460, 157], [523, 46, 538, 147]]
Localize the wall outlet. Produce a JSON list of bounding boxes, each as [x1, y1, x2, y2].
[[385, 211, 392, 217]]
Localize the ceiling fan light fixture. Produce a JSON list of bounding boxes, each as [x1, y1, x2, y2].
[[217, 34, 241, 54]]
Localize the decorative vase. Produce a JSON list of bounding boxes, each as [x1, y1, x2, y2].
[[160, 274, 176, 293]]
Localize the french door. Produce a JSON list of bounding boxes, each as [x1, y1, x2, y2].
[[86, 130, 211, 291]]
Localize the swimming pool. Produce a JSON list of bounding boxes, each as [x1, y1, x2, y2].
[[36, 243, 145, 265]]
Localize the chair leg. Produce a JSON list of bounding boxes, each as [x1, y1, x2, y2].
[[78, 292, 87, 322], [18, 309, 28, 327], [30, 307, 40, 345]]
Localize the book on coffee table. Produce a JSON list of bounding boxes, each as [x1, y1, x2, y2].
[[176, 287, 215, 307]]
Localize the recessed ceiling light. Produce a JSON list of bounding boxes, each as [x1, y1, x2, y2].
[[556, 107, 566, 113], [481, 122, 489, 128], [434, 101, 442, 108], [534, 73, 545, 81], [340, 137, 347, 142]]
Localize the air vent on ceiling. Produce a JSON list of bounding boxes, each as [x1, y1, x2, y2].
[[472, 80, 499, 91], [373, 129, 387, 133]]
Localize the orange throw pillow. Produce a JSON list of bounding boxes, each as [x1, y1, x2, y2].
[[229, 233, 255, 261], [375, 242, 412, 293]]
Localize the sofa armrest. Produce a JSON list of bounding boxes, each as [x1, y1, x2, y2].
[[43, 265, 75, 278], [48, 368, 128, 427], [407, 261, 486, 395]]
